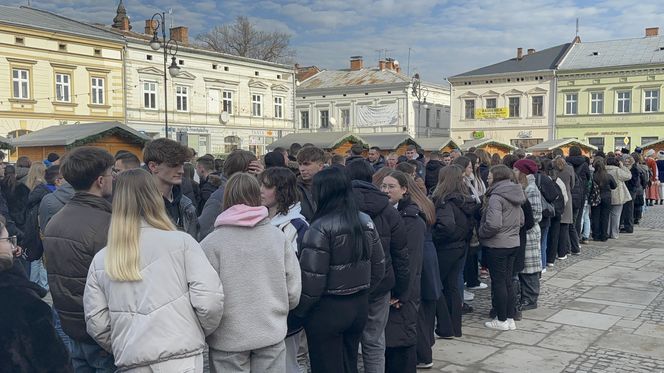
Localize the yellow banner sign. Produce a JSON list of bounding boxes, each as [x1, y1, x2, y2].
[[475, 107, 508, 119]]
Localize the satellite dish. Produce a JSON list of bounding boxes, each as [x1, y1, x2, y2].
[[220, 112, 230, 124], [329, 117, 337, 126]]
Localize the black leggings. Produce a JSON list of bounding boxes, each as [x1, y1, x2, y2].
[[435, 247, 466, 337], [591, 200, 611, 241], [305, 292, 369, 373], [485, 247, 518, 321]]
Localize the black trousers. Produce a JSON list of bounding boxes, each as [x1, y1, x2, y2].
[[547, 217, 561, 264], [570, 207, 582, 253], [519, 272, 540, 305], [485, 247, 518, 321], [558, 223, 571, 257], [621, 200, 634, 233], [464, 245, 481, 287], [416, 300, 436, 364], [591, 200, 611, 241], [435, 247, 465, 337], [385, 345, 416, 373], [305, 292, 369, 373]]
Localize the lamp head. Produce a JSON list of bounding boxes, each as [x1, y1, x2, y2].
[[168, 56, 180, 77], [149, 32, 161, 50]]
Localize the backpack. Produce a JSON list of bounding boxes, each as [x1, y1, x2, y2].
[[589, 180, 601, 207], [551, 181, 565, 217], [535, 174, 555, 218], [571, 171, 585, 210]]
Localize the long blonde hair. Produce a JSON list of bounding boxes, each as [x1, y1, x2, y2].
[[25, 163, 46, 191], [105, 168, 175, 281]]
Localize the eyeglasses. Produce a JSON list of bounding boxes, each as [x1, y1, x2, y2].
[[0, 236, 17, 248]]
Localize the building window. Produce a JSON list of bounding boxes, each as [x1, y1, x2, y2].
[[58, 43, 67, 51], [565, 93, 578, 115], [590, 92, 604, 114], [588, 137, 605, 152], [341, 108, 350, 127], [143, 81, 157, 109], [252, 94, 262, 116], [94, 49, 101, 56], [617, 91, 630, 113], [641, 136, 658, 146], [614, 137, 630, 149], [644, 89, 659, 113], [91, 77, 104, 105], [222, 91, 233, 114], [464, 99, 475, 119], [486, 98, 497, 109], [508, 97, 520, 117], [12, 68, 30, 99], [274, 96, 283, 118], [224, 135, 240, 154], [531, 96, 543, 117], [55, 73, 71, 102], [320, 110, 329, 128], [176, 85, 188, 112], [300, 111, 309, 129], [436, 109, 441, 128], [424, 108, 430, 127]]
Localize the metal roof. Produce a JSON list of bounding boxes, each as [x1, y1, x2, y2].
[[267, 132, 366, 151], [413, 137, 460, 152], [526, 138, 597, 153], [298, 69, 410, 90], [451, 44, 571, 78], [0, 6, 124, 43], [642, 138, 664, 149], [360, 133, 416, 150], [0, 136, 12, 150], [460, 138, 517, 151], [11, 122, 151, 148], [558, 36, 664, 70]]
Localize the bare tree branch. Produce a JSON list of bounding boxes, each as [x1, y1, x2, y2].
[[196, 16, 295, 64]]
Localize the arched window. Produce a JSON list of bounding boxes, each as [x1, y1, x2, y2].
[[224, 135, 241, 153]]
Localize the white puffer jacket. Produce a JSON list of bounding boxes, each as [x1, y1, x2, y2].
[[606, 165, 633, 205], [84, 224, 224, 370]]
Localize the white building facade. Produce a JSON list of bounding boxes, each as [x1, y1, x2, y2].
[[295, 57, 450, 139]]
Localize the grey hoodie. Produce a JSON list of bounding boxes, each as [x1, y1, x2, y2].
[[38, 181, 75, 232], [479, 179, 526, 249]]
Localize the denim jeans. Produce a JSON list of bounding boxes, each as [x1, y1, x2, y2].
[[540, 224, 549, 269], [68, 339, 116, 373], [30, 259, 49, 291], [52, 308, 71, 352], [581, 202, 591, 240], [361, 292, 390, 373]]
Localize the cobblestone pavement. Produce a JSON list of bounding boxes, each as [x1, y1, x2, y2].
[[430, 205, 664, 372]]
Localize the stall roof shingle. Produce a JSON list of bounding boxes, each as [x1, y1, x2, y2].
[[11, 122, 151, 147], [298, 69, 410, 90], [559, 36, 664, 70], [460, 138, 517, 151], [526, 138, 597, 153], [267, 132, 365, 150], [414, 137, 460, 152], [360, 134, 416, 150]]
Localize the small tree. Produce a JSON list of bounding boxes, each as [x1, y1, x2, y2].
[[197, 16, 295, 63]]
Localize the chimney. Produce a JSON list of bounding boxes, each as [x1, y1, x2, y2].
[[378, 59, 387, 70], [646, 27, 659, 37], [170, 26, 189, 45], [573, 35, 582, 44], [527, 48, 535, 55], [112, 0, 131, 31], [144, 20, 157, 36], [385, 58, 394, 70], [350, 56, 363, 71], [517, 47, 523, 60]]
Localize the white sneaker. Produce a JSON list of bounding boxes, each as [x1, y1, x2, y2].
[[464, 290, 475, 301], [468, 282, 488, 290], [507, 318, 517, 330], [557, 255, 568, 260], [484, 319, 509, 331], [546, 263, 554, 267], [541, 268, 547, 273]]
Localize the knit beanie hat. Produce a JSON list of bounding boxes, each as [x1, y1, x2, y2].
[[513, 159, 538, 175]]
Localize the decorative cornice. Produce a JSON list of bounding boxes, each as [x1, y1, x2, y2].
[[203, 77, 240, 86], [136, 66, 163, 76], [86, 67, 111, 74], [6, 58, 37, 65], [50, 63, 77, 70], [248, 79, 269, 89]]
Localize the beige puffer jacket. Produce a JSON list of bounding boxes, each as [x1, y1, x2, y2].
[[84, 224, 224, 370], [606, 165, 632, 205]]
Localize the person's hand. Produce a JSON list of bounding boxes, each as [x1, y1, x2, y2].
[[247, 160, 264, 175], [12, 245, 23, 258], [389, 298, 402, 309]]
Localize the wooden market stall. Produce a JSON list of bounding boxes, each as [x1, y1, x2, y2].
[[642, 138, 664, 154], [526, 138, 597, 156], [414, 137, 460, 156], [10, 121, 151, 161], [360, 133, 419, 156], [267, 132, 366, 155], [460, 138, 517, 157]]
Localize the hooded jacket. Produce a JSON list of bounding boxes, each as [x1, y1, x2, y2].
[[370, 156, 386, 171], [567, 155, 591, 207], [162, 184, 199, 240], [38, 181, 75, 232], [43, 192, 112, 343], [296, 176, 316, 222], [270, 202, 309, 254], [425, 160, 444, 194], [201, 205, 301, 352], [84, 225, 224, 369], [197, 175, 228, 241], [0, 263, 71, 373], [479, 180, 525, 249], [351, 180, 409, 299], [432, 193, 478, 250], [606, 165, 632, 205]]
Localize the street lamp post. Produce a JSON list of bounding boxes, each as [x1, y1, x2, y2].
[[411, 73, 429, 137], [149, 12, 181, 138]]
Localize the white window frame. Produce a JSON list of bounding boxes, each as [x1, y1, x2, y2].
[[300, 110, 310, 129], [564, 93, 578, 115], [55, 73, 71, 102], [644, 89, 659, 113], [91, 77, 105, 105], [508, 96, 520, 118], [464, 99, 475, 119], [252, 94, 262, 117], [485, 98, 497, 109], [12, 68, 30, 99], [590, 91, 604, 114], [320, 109, 329, 128], [222, 90, 233, 114], [616, 90, 631, 114], [531, 95, 544, 117], [436, 109, 441, 128], [274, 96, 283, 119], [143, 81, 157, 110], [341, 108, 350, 127], [176, 85, 189, 112]]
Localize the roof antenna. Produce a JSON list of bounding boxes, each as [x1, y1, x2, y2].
[[168, 8, 173, 29], [576, 17, 579, 37]]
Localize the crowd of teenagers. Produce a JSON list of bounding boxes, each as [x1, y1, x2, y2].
[[1, 139, 662, 373]]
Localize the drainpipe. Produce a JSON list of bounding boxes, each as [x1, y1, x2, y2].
[[551, 73, 557, 140], [122, 45, 128, 125]]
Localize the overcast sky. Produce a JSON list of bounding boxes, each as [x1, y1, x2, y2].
[[5, 0, 664, 83]]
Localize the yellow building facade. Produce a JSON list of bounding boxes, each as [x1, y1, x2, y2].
[[0, 6, 125, 141]]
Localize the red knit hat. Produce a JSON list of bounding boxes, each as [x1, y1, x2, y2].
[[513, 159, 538, 175]]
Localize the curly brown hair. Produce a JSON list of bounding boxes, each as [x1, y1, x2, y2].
[[258, 167, 299, 216]]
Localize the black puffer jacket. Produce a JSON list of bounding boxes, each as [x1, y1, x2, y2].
[[352, 180, 409, 299], [567, 155, 591, 208], [294, 211, 385, 318], [42, 192, 111, 343], [425, 160, 444, 194], [432, 193, 478, 251], [386, 196, 425, 348]]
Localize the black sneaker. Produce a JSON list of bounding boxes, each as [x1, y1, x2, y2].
[[514, 310, 522, 321], [521, 302, 538, 311], [462, 303, 474, 314]]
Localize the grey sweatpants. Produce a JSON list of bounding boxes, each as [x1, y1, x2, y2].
[[209, 341, 286, 373]]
